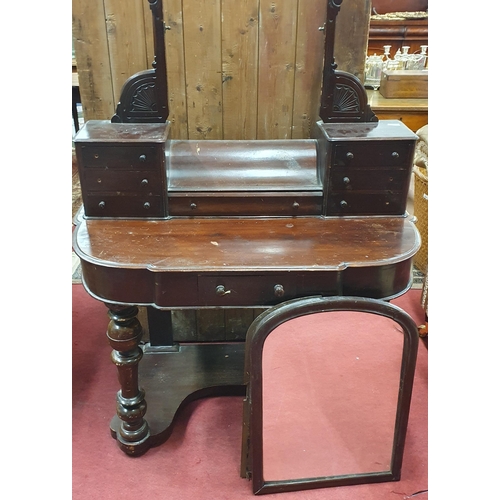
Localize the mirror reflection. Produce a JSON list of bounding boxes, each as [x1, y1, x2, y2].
[[262, 311, 403, 482]]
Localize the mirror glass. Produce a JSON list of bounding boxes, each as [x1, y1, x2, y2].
[[262, 311, 402, 482]]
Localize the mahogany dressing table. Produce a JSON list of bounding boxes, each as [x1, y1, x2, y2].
[[72, 0, 420, 457]]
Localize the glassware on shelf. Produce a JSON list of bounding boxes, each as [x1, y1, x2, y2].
[[364, 54, 385, 90], [364, 43, 428, 89], [392, 48, 403, 70], [385, 59, 400, 71], [383, 45, 392, 64], [405, 45, 428, 70], [400, 46, 411, 69], [417, 45, 428, 69]]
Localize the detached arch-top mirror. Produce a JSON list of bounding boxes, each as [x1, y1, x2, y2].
[[241, 296, 419, 495]]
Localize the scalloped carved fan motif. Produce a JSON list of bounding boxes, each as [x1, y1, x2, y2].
[[332, 85, 360, 112], [131, 84, 158, 112]]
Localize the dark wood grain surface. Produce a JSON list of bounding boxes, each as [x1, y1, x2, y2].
[[319, 120, 417, 141], [75, 121, 169, 143], [74, 216, 419, 271], [73, 216, 420, 306], [168, 140, 319, 192]]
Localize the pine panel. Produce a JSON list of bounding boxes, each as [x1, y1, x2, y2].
[[183, 0, 223, 140], [103, 0, 150, 104], [73, 0, 370, 135], [334, 0, 371, 80], [257, 0, 298, 139], [164, 0, 189, 139], [291, 0, 326, 139], [143, 0, 155, 68], [221, 0, 259, 140], [72, 0, 115, 120]]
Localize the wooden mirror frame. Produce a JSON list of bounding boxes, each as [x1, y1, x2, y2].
[[241, 296, 419, 495]]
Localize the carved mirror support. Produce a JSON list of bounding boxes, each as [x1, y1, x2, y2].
[[112, 0, 169, 123], [319, 0, 377, 123]]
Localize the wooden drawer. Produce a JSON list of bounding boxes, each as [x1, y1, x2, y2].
[[333, 141, 413, 168], [154, 272, 341, 308], [83, 169, 163, 193], [295, 272, 341, 296], [80, 144, 160, 169], [198, 274, 297, 306], [168, 192, 323, 217], [199, 273, 343, 307], [329, 168, 408, 191], [83, 194, 165, 217], [326, 192, 406, 216]]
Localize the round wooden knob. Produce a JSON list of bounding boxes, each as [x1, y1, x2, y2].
[[274, 284, 285, 297], [98, 201, 105, 209]]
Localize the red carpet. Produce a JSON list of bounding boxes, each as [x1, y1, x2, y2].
[[73, 284, 427, 499]]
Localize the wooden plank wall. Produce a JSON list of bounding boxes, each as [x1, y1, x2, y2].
[[73, 0, 371, 141]]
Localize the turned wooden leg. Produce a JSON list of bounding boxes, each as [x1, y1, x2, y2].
[[106, 303, 151, 456]]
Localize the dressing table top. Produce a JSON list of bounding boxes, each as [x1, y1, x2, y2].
[[74, 216, 420, 273]]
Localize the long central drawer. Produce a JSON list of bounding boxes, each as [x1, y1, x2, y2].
[[168, 192, 323, 216], [152, 272, 342, 307]]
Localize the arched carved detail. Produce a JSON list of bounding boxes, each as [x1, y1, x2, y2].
[[319, 0, 378, 123], [321, 70, 378, 123], [111, 0, 169, 123], [111, 70, 167, 123]]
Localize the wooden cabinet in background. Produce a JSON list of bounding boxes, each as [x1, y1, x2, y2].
[[368, 18, 428, 57], [371, 0, 427, 15], [366, 90, 427, 132]]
